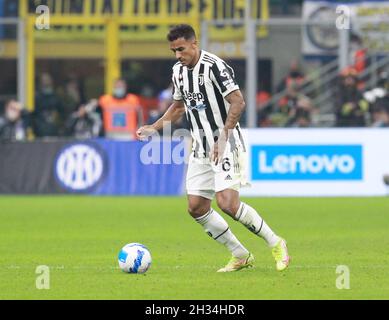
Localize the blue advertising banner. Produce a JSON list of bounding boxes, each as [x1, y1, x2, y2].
[[251, 145, 363, 181], [53, 139, 186, 196], [242, 128, 389, 197], [0, 139, 187, 195]]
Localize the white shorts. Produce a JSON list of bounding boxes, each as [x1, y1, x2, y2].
[[186, 147, 250, 200]]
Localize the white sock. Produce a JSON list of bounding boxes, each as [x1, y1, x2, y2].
[[195, 209, 249, 258], [235, 202, 280, 248]]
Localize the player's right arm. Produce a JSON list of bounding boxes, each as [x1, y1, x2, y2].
[[136, 99, 185, 140]]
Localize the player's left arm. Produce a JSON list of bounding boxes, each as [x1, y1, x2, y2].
[[223, 89, 246, 137], [210, 61, 245, 140], [211, 89, 245, 164]]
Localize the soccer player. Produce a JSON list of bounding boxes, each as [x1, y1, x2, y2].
[[137, 24, 290, 272]]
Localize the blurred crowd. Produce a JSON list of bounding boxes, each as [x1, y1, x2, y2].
[[255, 57, 389, 129], [0, 72, 187, 142], [1, 61, 389, 142], [256, 59, 314, 128]]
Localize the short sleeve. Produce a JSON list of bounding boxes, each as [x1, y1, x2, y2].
[[172, 74, 183, 101], [210, 61, 239, 98]]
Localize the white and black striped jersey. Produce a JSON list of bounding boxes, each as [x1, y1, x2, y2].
[[171, 50, 246, 157]]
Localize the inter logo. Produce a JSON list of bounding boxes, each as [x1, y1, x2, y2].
[[55, 143, 106, 191]]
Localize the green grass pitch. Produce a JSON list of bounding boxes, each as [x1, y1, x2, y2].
[[0, 196, 388, 300]]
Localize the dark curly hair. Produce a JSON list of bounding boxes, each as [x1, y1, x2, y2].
[[167, 24, 196, 42]]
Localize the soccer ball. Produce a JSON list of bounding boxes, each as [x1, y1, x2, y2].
[[118, 243, 152, 274]]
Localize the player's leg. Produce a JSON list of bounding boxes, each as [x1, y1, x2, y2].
[[188, 194, 251, 271], [216, 189, 280, 247], [215, 147, 290, 271], [215, 189, 290, 271], [186, 153, 252, 272], [214, 148, 280, 248]]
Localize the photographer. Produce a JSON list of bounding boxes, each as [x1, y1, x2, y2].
[[0, 100, 31, 142], [335, 68, 369, 127], [64, 100, 102, 139]]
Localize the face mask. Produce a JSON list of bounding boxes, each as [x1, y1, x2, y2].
[[113, 88, 126, 98], [6, 109, 19, 122]]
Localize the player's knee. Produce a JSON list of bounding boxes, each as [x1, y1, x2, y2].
[[187, 203, 209, 219], [216, 197, 238, 216]]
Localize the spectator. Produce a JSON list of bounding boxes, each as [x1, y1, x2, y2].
[[138, 84, 159, 125], [60, 77, 83, 121], [335, 68, 369, 127], [99, 78, 143, 140], [349, 34, 369, 90], [370, 94, 389, 128], [349, 35, 368, 76], [0, 100, 30, 141], [276, 59, 306, 93], [158, 83, 174, 115], [275, 80, 313, 127], [289, 108, 311, 128], [256, 90, 272, 127], [64, 99, 102, 139], [33, 73, 65, 137], [148, 84, 173, 124], [364, 70, 388, 105], [148, 83, 189, 133]]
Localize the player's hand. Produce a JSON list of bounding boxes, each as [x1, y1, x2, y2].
[[136, 125, 157, 141], [210, 130, 228, 165]]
